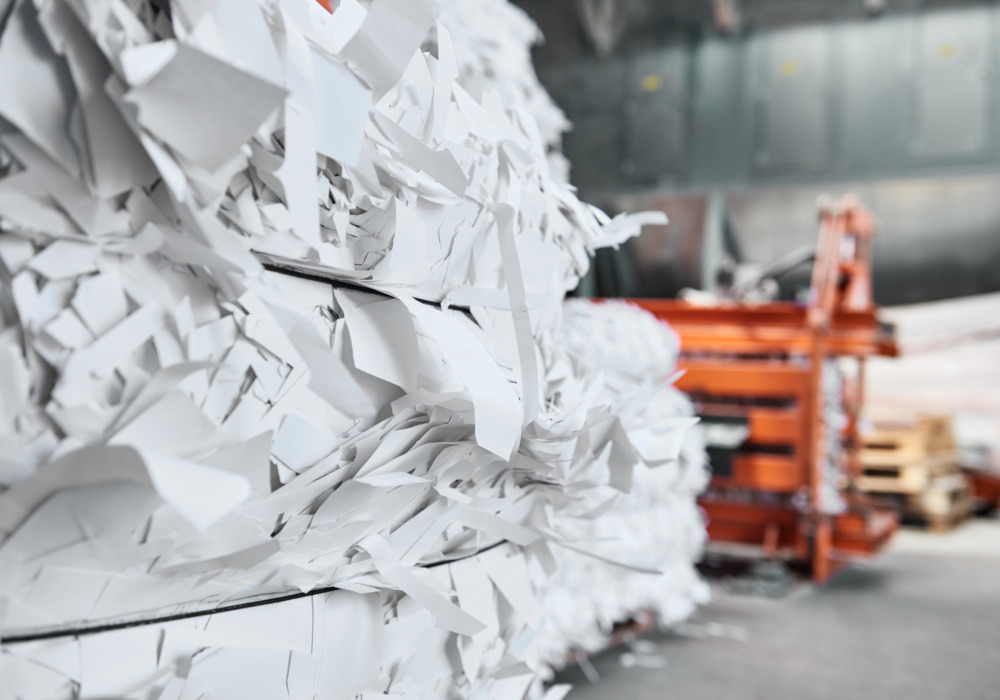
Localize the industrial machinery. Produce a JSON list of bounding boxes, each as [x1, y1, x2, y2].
[[629, 197, 898, 582]]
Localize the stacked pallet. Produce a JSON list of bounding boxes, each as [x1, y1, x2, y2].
[[864, 293, 1000, 477], [856, 415, 972, 531]]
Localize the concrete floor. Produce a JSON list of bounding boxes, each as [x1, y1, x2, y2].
[[556, 518, 1000, 700]]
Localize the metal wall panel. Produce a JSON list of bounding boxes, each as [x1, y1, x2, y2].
[[838, 17, 914, 174], [690, 39, 746, 183], [557, 61, 627, 188], [912, 8, 992, 158], [536, 67, 574, 113], [628, 49, 688, 100], [622, 48, 690, 181], [571, 60, 628, 112], [751, 25, 833, 174], [563, 112, 623, 189], [539, 3, 1000, 193]]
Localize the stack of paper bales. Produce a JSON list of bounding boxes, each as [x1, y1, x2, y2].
[[0, 0, 707, 698], [533, 299, 709, 671], [860, 292, 1000, 472], [818, 361, 848, 514]]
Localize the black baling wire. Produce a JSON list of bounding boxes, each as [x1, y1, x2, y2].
[[0, 539, 507, 645], [3, 262, 493, 646]]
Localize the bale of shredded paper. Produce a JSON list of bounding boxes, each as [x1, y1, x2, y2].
[[531, 300, 709, 672], [0, 1, 705, 698]]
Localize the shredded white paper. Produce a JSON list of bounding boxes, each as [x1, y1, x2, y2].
[[533, 300, 710, 672], [0, 0, 705, 698]]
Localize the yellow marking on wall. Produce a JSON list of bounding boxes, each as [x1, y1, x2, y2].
[[641, 74, 663, 92], [779, 60, 800, 77]]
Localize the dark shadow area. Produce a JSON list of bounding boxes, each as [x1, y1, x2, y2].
[[815, 564, 890, 593]]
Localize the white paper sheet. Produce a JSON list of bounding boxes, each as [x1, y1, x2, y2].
[[122, 41, 286, 172]]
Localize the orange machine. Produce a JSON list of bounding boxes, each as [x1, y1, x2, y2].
[[627, 197, 898, 582]]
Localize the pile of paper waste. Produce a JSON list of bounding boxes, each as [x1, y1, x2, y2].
[[0, 0, 708, 698], [532, 299, 709, 674], [818, 361, 847, 515]]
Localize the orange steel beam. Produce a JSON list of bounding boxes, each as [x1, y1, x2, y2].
[[633, 303, 897, 358]]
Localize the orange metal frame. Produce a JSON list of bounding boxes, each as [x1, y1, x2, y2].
[[964, 468, 1000, 512], [623, 198, 898, 581]]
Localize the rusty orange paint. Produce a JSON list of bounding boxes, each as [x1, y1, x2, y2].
[[606, 198, 898, 581]]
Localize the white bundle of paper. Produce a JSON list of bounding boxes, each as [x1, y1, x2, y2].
[[434, 0, 572, 182], [0, 0, 699, 698], [530, 300, 710, 671], [818, 360, 847, 514], [558, 298, 683, 391]]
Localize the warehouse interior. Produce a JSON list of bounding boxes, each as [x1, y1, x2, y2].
[[522, 0, 1000, 305], [517, 0, 1000, 696], [0, 0, 998, 698]]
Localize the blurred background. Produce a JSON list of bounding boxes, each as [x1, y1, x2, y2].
[[515, 0, 1000, 305], [509, 5, 1000, 696], [515, 0, 1000, 474]]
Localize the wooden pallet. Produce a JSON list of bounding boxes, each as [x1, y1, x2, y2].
[[903, 474, 974, 532], [856, 451, 958, 494], [859, 415, 955, 460], [857, 414, 959, 495]]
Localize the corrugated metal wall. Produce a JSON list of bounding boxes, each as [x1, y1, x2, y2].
[[544, 4, 1000, 190], [535, 2, 1000, 304]]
